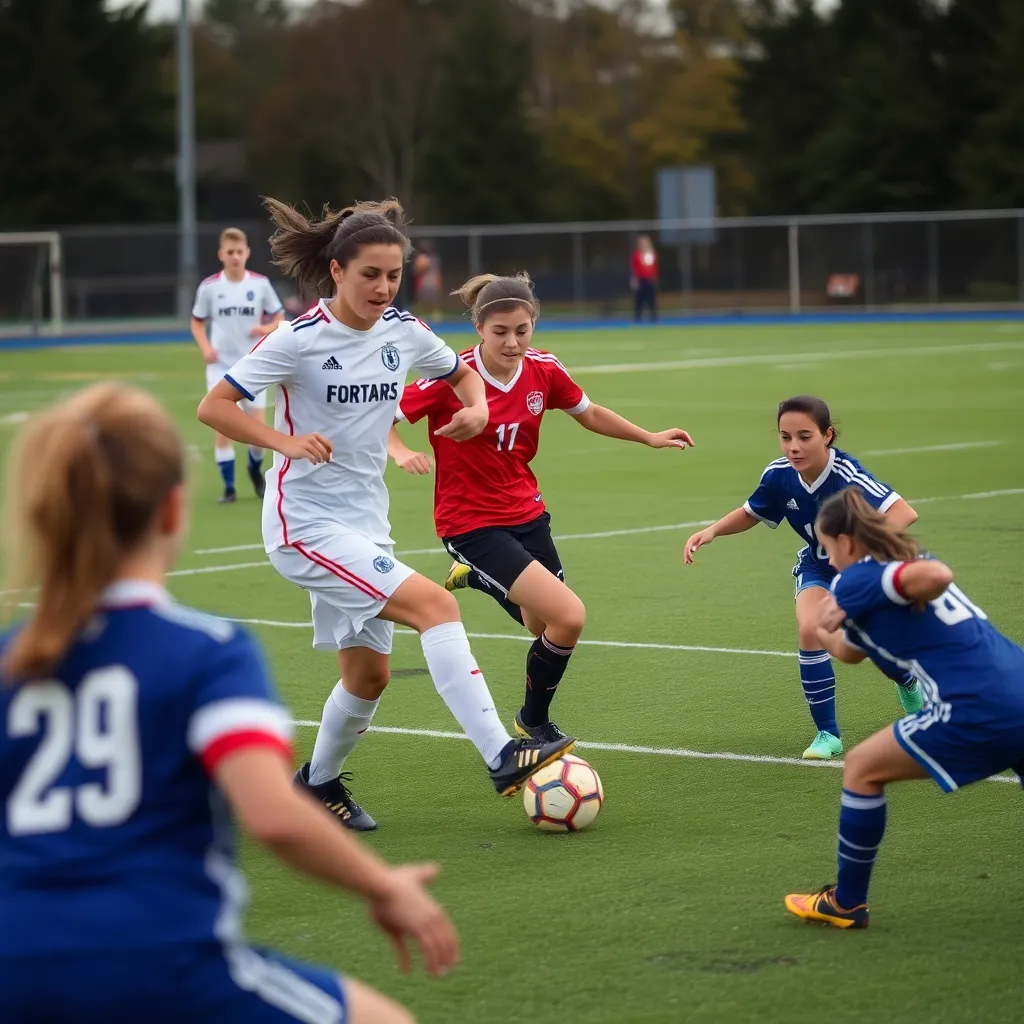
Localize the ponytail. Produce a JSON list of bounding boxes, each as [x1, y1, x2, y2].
[[264, 196, 411, 298], [815, 488, 919, 563], [2, 385, 183, 681], [453, 272, 539, 325]]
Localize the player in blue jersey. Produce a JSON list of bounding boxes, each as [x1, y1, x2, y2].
[[684, 396, 923, 760], [784, 488, 1024, 929], [0, 385, 458, 1023]]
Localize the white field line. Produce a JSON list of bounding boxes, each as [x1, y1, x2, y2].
[[192, 519, 717, 557], [228, 618, 795, 658], [287, 721, 1019, 785], [863, 441, 1002, 457], [569, 339, 1024, 376], [185, 487, 1024, 568]]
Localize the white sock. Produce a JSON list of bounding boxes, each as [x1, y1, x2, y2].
[[307, 681, 379, 785], [214, 445, 234, 464], [420, 621, 511, 769], [248, 445, 264, 462]]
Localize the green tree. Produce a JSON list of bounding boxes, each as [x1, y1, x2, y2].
[[0, 0, 174, 225], [420, 0, 549, 223]]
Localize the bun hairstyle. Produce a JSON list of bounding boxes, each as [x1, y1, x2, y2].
[[815, 488, 920, 563], [2, 385, 184, 681], [263, 197, 412, 297], [453, 272, 539, 325]]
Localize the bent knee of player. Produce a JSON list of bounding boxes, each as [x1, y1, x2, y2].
[[796, 613, 825, 651], [385, 574, 461, 633], [842, 741, 885, 793], [549, 591, 586, 643]]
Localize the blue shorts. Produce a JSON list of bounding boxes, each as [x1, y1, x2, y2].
[[793, 559, 835, 597], [893, 703, 1024, 793], [0, 942, 347, 1023]]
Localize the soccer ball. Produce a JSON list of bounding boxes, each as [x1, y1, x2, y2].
[[523, 754, 604, 832]]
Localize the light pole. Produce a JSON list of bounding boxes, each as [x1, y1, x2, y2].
[[176, 0, 197, 320]]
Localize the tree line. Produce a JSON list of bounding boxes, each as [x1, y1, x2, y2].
[[0, 0, 1021, 228]]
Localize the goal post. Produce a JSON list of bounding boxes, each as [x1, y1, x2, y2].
[[0, 231, 63, 334]]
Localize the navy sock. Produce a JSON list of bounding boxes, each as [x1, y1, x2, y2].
[[798, 649, 839, 736], [522, 634, 575, 727], [836, 788, 886, 908], [248, 449, 263, 472], [467, 571, 525, 626], [216, 455, 236, 491]]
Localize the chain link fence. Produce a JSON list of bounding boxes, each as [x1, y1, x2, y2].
[[2, 209, 1022, 328]]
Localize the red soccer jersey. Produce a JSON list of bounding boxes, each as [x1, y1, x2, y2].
[[398, 345, 590, 538]]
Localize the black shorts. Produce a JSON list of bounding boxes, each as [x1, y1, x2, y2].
[[443, 512, 563, 596]]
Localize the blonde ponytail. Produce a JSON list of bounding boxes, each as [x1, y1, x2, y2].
[[2, 385, 183, 681]]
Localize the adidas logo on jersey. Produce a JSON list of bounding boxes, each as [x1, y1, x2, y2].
[[787, 498, 800, 510], [322, 355, 343, 370]]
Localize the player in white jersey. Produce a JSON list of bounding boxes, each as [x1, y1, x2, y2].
[[191, 227, 284, 504], [198, 198, 575, 829]]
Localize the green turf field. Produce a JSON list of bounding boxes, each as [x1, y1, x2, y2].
[[2, 320, 1023, 1023]]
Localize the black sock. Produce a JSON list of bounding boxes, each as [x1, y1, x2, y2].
[[521, 633, 575, 727], [467, 571, 524, 626]]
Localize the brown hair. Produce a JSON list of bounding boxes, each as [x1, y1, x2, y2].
[[219, 227, 248, 246], [1, 385, 184, 681], [815, 488, 919, 562], [453, 273, 539, 325], [778, 395, 839, 446], [263, 197, 411, 297]]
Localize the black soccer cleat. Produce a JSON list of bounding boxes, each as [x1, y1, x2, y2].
[[218, 488, 237, 504], [514, 708, 572, 745], [293, 762, 377, 831], [489, 734, 575, 797], [248, 460, 266, 500]]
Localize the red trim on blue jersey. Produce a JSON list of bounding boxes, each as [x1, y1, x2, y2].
[[892, 561, 909, 598], [200, 730, 292, 774], [276, 384, 295, 546], [292, 542, 389, 603]]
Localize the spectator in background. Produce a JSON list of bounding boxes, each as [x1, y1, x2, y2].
[[412, 241, 444, 322], [631, 235, 659, 322]]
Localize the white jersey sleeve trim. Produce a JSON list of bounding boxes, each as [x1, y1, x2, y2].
[[187, 698, 293, 754], [224, 373, 255, 401], [742, 500, 780, 529], [878, 491, 901, 513], [881, 562, 912, 606], [563, 394, 591, 416]]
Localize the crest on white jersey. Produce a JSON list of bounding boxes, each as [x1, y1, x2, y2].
[[373, 555, 395, 573], [526, 390, 544, 415], [381, 343, 401, 372]]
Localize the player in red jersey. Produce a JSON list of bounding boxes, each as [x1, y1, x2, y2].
[[389, 273, 694, 740]]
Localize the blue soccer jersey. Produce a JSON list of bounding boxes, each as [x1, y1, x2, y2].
[[0, 581, 293, 957], [833, 558, 1024, 790], [744, 447, 901, 575]]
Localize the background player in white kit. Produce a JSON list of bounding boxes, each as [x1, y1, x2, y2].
[[191, 227, 284, 503], [199, 198, 574, 830]]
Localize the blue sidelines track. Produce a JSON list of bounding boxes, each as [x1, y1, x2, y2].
[[1, 308, 1022, 350]]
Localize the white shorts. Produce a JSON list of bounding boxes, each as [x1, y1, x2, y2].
[[208, 360, 267, 411], [268, 526, 416, 655]]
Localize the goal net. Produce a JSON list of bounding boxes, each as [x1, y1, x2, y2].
[[0, 232, 63, 334]]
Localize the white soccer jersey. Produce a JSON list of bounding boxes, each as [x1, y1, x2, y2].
[[225, 300, 460, 551], [192, 270, 283, 368]]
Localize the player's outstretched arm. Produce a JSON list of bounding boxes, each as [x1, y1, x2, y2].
[[217, 747, 460, 977], [892, 559, 953, 603], [387, 425, 432, 475], [683, 507, 758, 564], [198, 379, 332, 464], [434, 359, 489, 441], [883, 497, 918, 531], [571, 403, 694, 450]]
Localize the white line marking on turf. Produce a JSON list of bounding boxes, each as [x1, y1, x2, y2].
[[570, 340, 1024, 376], [287, 721, 1018, 784], [863, 441, 1002, 456], [228, 618, 796, 657], [185, 487, 1024, 567]]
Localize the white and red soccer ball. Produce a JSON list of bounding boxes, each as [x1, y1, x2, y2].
[[523, 754, 604, 832]]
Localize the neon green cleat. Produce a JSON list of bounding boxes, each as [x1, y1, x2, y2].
[[444, 561, 472, 592], [896, 680, 924, 715], [802, 730, 843, 760]]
